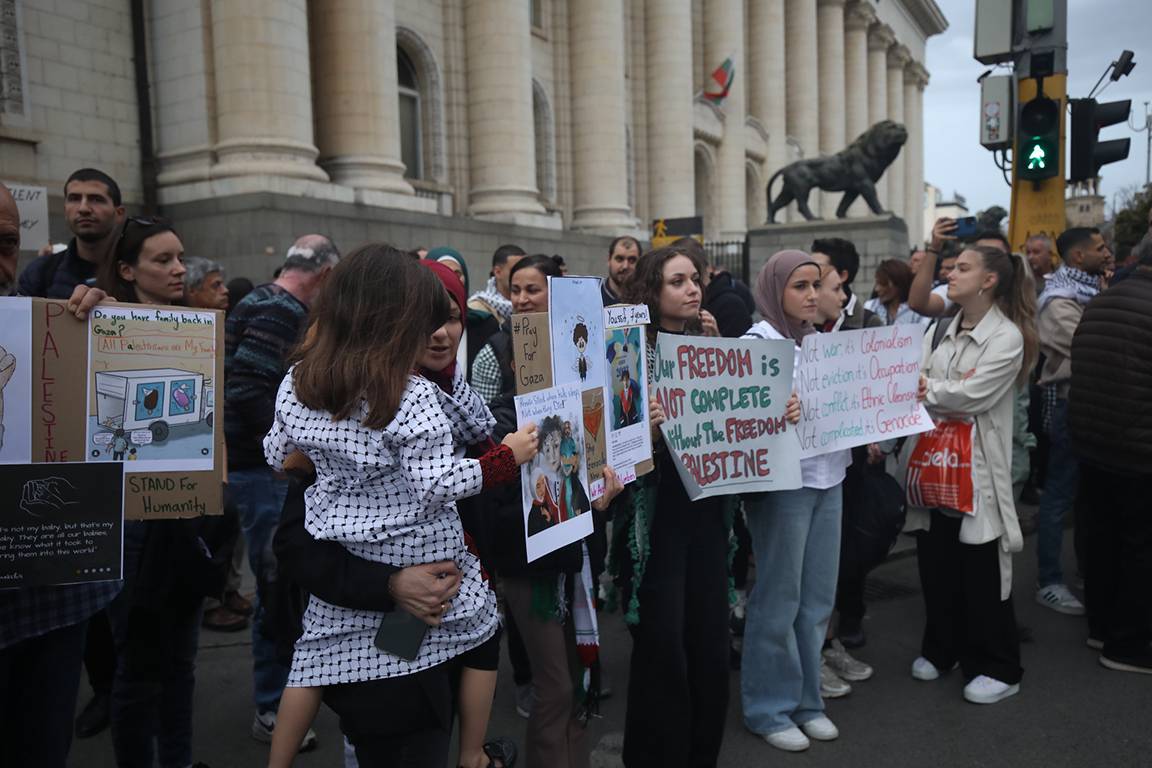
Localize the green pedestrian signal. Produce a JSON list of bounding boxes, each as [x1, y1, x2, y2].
[[1017, 93, 1060, 182], [1027, 143, 1047, 169]]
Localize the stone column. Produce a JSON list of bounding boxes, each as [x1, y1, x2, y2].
[[867, 23, 894, 208], [843, 1, 875, 215], [785, 0, 819, 196], [464, 0, 547, 220], [816, 0, 846, 217], [645, 0, 695, 219], [152, 0, 216, 187], [748, 0, 787, 223], [904, 61, 930, 248], [311, 0, 412, 192], [706, 0, 747, 238], [210, 0, 328, 181], [886, 43, 911, 223], [570, 0, 634, 230]]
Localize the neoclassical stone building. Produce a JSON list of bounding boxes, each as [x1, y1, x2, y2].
[[1, 0, 945, 278]]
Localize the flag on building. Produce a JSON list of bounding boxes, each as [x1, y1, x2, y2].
[[702, 53, 736, 105]]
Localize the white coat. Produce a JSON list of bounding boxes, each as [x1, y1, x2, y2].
[[901, 304, 1024, 600]]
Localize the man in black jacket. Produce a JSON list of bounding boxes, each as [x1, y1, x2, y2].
[[1067, 238, 1152, 674], [16, 169, 125, 299]]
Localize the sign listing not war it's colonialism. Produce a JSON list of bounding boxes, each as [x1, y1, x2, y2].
[[795, 325, 933, 459], [654, 333, 802, 500]]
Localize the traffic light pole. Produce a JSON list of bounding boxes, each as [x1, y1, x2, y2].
[[1008, 73, 1067, 253]]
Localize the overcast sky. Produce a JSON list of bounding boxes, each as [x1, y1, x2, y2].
[[924, 0, 1150, 216]]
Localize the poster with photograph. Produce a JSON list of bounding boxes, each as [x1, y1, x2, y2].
[[603, 304, 653, 485], [0, 462, 123, 587], [548, 277, 606, 391], [0, 297, 34, 464], [653, 332, 803, 500], [87, 305, 217, 472], [515, 384, 595, 563]]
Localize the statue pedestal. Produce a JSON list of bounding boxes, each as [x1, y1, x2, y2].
[[747, 214, 908, 290]]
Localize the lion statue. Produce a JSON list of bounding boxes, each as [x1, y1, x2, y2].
[[766, 120, 907, 222]]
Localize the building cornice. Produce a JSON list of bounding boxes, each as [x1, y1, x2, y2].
[[896, 0, 948, 37]]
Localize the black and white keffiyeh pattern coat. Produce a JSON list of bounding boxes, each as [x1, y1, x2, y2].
[[264, 369, 498, 686]]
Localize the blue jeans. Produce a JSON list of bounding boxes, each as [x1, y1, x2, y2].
[[229, 466, 290, 713], [108, 521, 204, 768], [1036, 400, 1085, 587], [0, 618, 88, 768], [742, 485, 842, 735]]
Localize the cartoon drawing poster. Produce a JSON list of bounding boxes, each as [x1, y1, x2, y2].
[[515, 384, 594, 563], [87, 305, 217, 472], [548, 277, 606, 392], [0, 462, 123, 587], [0, 297, 34, 464], [603, 304, 653, 485]]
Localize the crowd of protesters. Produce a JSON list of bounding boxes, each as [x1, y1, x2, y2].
[[1, 168, 1150, 768]]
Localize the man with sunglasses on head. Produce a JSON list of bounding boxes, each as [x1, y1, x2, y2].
[[16, 168, 126, 299]]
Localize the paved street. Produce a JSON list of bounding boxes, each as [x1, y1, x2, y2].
[[70, 522, 1150, 768]]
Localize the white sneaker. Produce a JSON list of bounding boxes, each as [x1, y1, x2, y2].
[[822, 639, 873, 681], [963, 675, 1020, 704], [1035, 584, 1086, 616], [799, 716, 839, 741], [911, 656, 940, 681], [819, 658, 852, 698], [763, 727, 810, 752], [252, 709, 318, 751]]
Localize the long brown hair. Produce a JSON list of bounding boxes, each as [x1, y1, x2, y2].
[[288, 243, 450, 429], [968, 245, 1039, 386], [626, 244, 707, 342], [97, 216, 183, 304]]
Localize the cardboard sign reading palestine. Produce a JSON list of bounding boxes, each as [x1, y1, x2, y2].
[[653, 332, 801, 500]]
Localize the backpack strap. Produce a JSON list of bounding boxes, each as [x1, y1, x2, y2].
[[930, 316, 951, 352]]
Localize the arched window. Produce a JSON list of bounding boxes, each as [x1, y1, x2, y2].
[[694, 144, 715, 238], [532, 79, 556, 203], [397, 48, 423, 180], [746, 163, 761, 227]]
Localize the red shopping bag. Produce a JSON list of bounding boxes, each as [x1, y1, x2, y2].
[[905, 421, 976, 514]]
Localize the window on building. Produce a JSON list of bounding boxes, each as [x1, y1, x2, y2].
[[398, 48, 423, 180], [530, 0, 542, 28]]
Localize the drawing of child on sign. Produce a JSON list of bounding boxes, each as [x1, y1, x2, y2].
[[560, 420, 589, 521], [526, 467, 560, 536], [106, 428, 129, 461], [571, 322, 589, 382]]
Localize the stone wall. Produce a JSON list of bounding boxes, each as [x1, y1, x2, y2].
[[747, 214, 910, 290], [160, 192, 620, 286]]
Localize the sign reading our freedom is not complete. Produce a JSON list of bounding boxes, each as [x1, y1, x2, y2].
[[654, 333, 801, 500], [795, 325, 932, 459]]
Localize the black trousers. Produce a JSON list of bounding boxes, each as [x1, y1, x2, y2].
[[623, 458, 730, 768], [835, 574, 867, 637], [83, 607, 117, 696], [1081, 464, 1152, 657], [323, 661, 458, 768], [916, 510, 1022, 685]]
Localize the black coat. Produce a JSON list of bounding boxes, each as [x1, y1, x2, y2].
[[706, 271, 755, 338], [1067, 267, 1152, 476]]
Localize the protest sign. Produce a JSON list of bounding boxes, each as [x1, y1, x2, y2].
[[653, 333, 802, 500], [515, 384, 595, 562], [3, 182, 50, 253], [603, 305, 652, 486], [509, 313, 553, 392], [0, 462, 123, 587], [1, 297, 223, 532], [795, 326, 932, 459], [548, 277, 605, 391]]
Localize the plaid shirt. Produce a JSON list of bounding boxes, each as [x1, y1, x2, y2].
[[0, 581, 121, 650]]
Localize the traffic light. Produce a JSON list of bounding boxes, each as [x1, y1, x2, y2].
[[1069, 98, 1132, 183], [1016, 92, 1061, 182]]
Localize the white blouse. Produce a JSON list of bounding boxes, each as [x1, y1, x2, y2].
[[264, 369, 498, 686]]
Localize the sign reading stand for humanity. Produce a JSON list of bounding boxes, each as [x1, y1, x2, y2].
[[795, 326, 933, 459], [653, 333, 801, 500]]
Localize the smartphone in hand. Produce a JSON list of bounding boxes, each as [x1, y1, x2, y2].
[[952, 216, 979, 239]]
